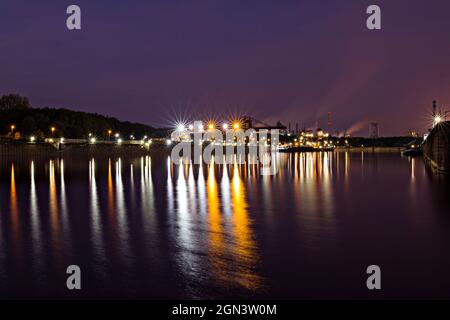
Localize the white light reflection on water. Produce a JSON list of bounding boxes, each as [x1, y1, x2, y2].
[[220, 158, 232, 217], [89, 158, 107, 276], [197, 157, 207, 217], [174, 158, 203, 295], [59, 160, 71, 254], [49, 160, 62, 271], [115, 158, 131, 267], [1, 151, 448, 299], [30, 161, 45, 282], [140, 156, 157, 257]]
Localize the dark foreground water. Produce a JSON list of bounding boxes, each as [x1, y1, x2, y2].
[[0, 151, 450, 299]]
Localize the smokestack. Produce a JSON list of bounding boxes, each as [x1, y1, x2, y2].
[[327, 112, 332, 134]]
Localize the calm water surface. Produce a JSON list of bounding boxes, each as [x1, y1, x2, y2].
[[1, 151, 450, 299]]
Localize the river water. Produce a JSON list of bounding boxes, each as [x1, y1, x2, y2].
[[0, 151, 449, 299]]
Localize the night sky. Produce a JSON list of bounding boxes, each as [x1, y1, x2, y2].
[[1, 0, 450, 135]]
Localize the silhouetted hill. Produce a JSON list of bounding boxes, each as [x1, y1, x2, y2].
[[0, 94, 168, 139]]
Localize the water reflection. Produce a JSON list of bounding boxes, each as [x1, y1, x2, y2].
[[230, 160, 261, 290], [220, 162, 232, 216], [167, 156, 174, 216], [89, 159, 107, 275], [49, 160, 63, 271], [174, 158, 201, 292], [60, 160, 71, 253], [140, 156, 156, 250], [10, 163, 23, 270], [106, 158, 122, 269], [165, 155, 264, 294], [10, 164, 19, 239], [321, 152, 334, 218], [115, 158, 131, 267], [197, 158, 207, 216], [1, 151, 449, 299], [30, 161, 44, 281], [207, 158, 226, 283], [49, 160, 60, 244]]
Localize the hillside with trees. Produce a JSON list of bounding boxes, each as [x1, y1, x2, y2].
[[0, 94, 167, 140]]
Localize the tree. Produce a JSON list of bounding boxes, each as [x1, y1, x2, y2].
[[21, 116, 37, 135], [0, 94, 160, 138], [0, 94, 31, 110]]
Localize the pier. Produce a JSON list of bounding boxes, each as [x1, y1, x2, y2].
[[0, 139, 171, 161], [423, 120, 450, 174]]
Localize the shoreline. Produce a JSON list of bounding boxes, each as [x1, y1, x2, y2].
[[0, 141, 407, 159]]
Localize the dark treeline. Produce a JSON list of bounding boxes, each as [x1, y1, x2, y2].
[[337, 136, 422, 147], [0, 94, 168, 139]]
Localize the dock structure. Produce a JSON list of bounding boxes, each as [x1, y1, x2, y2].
[[0, 139, 170, 161], [423, 121, 450, 174]]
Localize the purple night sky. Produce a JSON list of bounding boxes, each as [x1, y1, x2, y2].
[[1, 0, 450, 135]]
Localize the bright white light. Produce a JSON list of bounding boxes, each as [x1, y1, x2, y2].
[[60, 138, 65, 143], [166, 139, 172, 145], [177, 124, 186, 132], [117, 138, 123, 144], [188, 124, 194, 130], [222, 123, 229, 130], [115, 133, 120, 138], [90, 137, 96, 144], [30, 136, 36, 142], [435, 115, 442, 125]]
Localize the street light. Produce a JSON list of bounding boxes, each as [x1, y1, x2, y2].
[[108, 129, 112, 140], [51, 127, 56, 137], [434, 115, 442, 126], [10, 125, 15, 138], [222, 123, 229, 130]]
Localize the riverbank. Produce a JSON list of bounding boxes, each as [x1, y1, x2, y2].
[[0, 141, 171, 160], [0, 141, 411, 162], [334, 147, 404, 152]]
